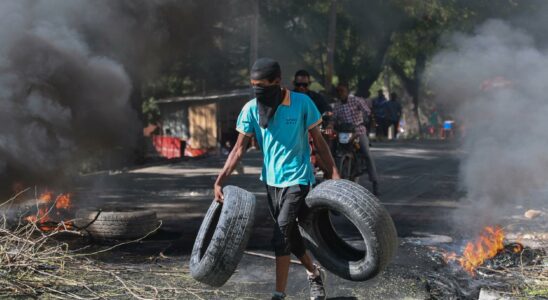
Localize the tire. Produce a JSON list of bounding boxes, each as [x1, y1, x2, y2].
[[189, 185, 256, 287], [338, 154, 354, 181], [75, 209, 159, 241], [299, 179, 398, 281]]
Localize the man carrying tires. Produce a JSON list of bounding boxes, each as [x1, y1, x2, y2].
[[214, 58, 340, 300], [332, 83, 379, 195]]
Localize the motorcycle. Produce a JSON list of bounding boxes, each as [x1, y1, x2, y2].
[[334, 123, 367, 182], [310, 115, 336, 177]]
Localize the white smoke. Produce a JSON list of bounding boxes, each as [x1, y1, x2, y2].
[[427, 19, 548, 227]]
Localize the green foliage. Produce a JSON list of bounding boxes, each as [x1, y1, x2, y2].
[[142, 97, 160, 125], [384, 0, 532, 128], [137, 0, 536, 109]]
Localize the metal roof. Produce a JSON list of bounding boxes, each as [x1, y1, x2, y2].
[[156, 89, 251, 104]]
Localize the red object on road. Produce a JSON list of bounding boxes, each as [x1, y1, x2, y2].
[[185, 146, 208, 158], [152, 136, 182, 159]]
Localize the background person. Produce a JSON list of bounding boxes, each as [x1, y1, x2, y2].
[[293, 69, 335, 178], [332, 83, 379, 195], [386, 92, 403, 139], [372, 89, 389, 139], [293, 69, 332, 115]]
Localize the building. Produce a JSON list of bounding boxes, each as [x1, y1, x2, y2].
[[156, 89, 251, 154]]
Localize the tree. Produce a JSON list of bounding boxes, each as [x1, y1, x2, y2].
[[385, 0, 532, 132]]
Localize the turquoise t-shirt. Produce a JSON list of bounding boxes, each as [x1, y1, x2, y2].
[[236, 89, 322, 188]]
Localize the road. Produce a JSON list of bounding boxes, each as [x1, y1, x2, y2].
[[71, 140, 463, 299]]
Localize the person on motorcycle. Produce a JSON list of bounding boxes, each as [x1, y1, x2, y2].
[[293, 70, 335, 177], [331, 82, 379, 195], [293, 70, 332, 115]]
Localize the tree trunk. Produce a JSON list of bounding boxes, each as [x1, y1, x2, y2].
[[412, 53, 426, 134], [355, 32, 393, 97], [325, 0, 337, 92], [390, 55, 425, 135], [383, 66, 391, 95]]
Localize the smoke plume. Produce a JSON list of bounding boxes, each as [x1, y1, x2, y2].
[[427, 19, 548, 227], [0, 1, 170, 187]]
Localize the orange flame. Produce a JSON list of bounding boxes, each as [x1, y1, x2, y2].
[[39, 191, 53, 203], [445, 226, 505, 275], [512, 243, 524, 253], [25, 191, 73, 231], [55, 193, 71, 210]]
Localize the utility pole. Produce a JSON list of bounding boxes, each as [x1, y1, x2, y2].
[[325, 0, 337, 92]]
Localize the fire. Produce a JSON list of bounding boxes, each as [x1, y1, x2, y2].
[[459, 226, 504, 273], [55, 193, 72, 210], [512, 243, 524, 253], [445, 226, 505, 275], [39, 191, 53, 202], [25, 191, 74, 231]]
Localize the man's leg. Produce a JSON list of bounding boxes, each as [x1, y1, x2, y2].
[[382, 119, 389, 137], [269, 185, 310, 295], [288, 185, 327, 300], [269, 185, 326, 299], [274, 252, 317, 293], [394, 120, 400, 139], [267, 186, 289, 296], [275, 256, 291, 293], [377, 118, 386, 139], [298, 252, 315, 271], [358, 134, 379, 194]]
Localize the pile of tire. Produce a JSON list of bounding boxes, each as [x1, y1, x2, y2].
[[75, 209, 159, 241], [189, 180, 397, 287]]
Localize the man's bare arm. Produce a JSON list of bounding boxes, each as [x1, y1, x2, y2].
[[214, 133, 251, 202], [310, 126, 340, 180]]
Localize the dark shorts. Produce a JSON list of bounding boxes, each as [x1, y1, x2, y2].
[[266, 184, 310, 257]]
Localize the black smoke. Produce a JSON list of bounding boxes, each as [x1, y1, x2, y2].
[[0, 0, 171, 190]]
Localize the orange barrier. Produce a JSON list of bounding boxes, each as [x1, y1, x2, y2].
[[152, 136, 182, 159]]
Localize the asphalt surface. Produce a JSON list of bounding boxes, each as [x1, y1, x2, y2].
[[69, 140, 464, 299]]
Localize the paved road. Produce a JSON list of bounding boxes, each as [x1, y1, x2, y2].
[[71, 140, 463, 299]]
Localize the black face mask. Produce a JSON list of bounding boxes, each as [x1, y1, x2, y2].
[[254, 85, 282, 128], [254, 85, 282, 106]]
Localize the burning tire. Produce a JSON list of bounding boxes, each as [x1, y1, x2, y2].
[[189, 185, 256, 287], [75, 209, 159, 241], [299, 179, 398, 281]]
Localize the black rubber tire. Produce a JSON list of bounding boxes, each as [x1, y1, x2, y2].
[[299, 179, 398, 281], [338, 154, 356, 182], [339, 155, 350, 179], [189, 185, 256, 287], [75, 209, 159, 240]]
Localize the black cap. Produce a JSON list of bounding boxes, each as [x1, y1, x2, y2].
[[251, 58, 281, 81]]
